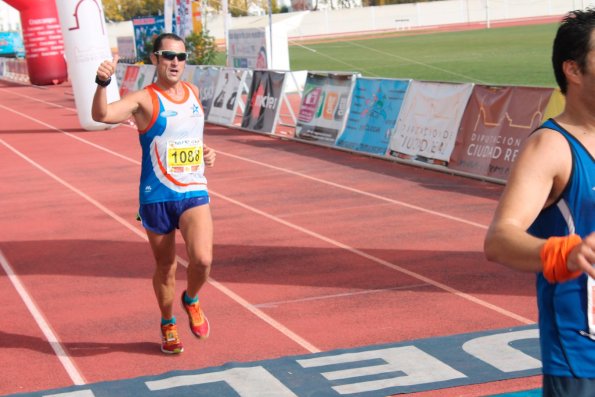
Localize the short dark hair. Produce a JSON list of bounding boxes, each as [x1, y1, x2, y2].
[[152, 33, 185, 53], [552, 8, 595, 94]]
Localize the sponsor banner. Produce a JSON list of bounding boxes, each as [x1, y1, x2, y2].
[[228, 28, 268, 69], [0, 31, 25, 57], [541, 88, 564, 122], [11, 325, 540, 397], [115, 63, 128, 88], [241, 70, 286, 133], [119, 65, 140, 97], [133, 16, 163, 61], [175, 0, 192, 38], [182, 64, 197, 84], [133, 15, 176, 61], [207, 68, 245, 126], [190, 66, 220, 118], [449, 85, 553, 180], [336, 77, 409, 155], [389, 81, 474, 163], [117, 36, 136, 60], [296, 72, 355, 146], [192, 0, 203, 34], [134, 65, 156, 90]]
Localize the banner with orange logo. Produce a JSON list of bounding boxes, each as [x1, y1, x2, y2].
[[448, 85, 554, 180]]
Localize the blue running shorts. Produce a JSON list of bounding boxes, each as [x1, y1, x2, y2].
[[138, 195, 210, 234]]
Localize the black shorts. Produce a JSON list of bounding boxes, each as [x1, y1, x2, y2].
[[543, 374, 595, 397]]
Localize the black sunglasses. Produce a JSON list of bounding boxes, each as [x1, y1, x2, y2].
[[154, 50, 188, 61]]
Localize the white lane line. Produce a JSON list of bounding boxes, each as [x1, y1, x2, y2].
[[0, 87, 489, 230], [344, 41, 488, 83], [254, 283, 429, 308], [211, 190, 534, 325], [0, 249, 86, 385], [0, 137, 321, 354], [0, 98, 532, 360], [215, 150, 489, 230]]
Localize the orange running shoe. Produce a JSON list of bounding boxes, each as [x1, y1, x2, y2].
[[160, 323, 184, 354], [181, 291, 210, 339]]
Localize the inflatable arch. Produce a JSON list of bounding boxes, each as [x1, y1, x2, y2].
[[7, 0, 120, 130], [4, 0, 68, 86]]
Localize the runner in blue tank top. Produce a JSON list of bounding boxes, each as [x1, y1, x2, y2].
[[91, 33, 216, 354], [485, 9, 595, 396]]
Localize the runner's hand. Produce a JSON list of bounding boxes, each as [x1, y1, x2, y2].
[[204, 145, 216, 167], [96, 55, 120, 81], [568, 232, 595, 278]]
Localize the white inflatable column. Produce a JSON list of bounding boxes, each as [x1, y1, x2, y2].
[[56, 0, 120, 130]]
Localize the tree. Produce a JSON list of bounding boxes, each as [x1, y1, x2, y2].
[[185, 31, 219, 65], [103, 0, 164, 22]]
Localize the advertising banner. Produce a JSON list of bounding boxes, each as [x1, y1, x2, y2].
[[207, 68, 245, 125], [389, 81, 474, 163], [449, 85, 554, 180], [116, 36, 136, 61], [133, 64, 156, 90], [186, 66, 220, 118], [242, 70, 286, 133], [175, 0, 192, 38], [119, 65, 140, 97], [133, 15, 175, 61], [0, 32, 25, 57], [228, 28, 268, 69], [296, 72, 355, 146], [541, 88, 565, 122], [336, 77, 409, 155], [115, 62, 127, 87]]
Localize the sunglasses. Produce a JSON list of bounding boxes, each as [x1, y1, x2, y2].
[[154, 50, 188, 61]]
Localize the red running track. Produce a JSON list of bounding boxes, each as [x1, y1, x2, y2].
[[0, 79, 540, 396]]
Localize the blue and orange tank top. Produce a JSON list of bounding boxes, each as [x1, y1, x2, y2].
[[137, 82, 208, 204]]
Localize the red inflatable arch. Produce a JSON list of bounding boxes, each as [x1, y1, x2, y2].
[[5, 0, 68, 85]]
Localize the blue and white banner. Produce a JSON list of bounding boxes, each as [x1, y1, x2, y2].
[[336, 78, 410, 156]]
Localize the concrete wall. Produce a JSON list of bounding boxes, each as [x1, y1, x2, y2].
[[98, 0, 595, 50], [202, 0, 595, 41]]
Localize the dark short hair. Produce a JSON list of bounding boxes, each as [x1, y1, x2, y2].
[[152, 33, 185, 53], [552, 8, 595, 94]]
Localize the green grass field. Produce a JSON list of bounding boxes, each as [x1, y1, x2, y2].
[[214, 22, 559, 88], [288, 23, 559, 87]]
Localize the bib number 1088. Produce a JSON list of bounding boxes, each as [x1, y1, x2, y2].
[[166, 139, 203, 174]]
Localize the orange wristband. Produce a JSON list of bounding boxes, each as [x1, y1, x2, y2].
[[540, 234, 583, 283]]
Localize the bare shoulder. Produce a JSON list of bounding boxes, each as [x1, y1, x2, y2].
[[510, 126, 572, 204], [519, 127, 571, 166]]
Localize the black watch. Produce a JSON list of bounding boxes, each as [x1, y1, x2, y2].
[[95, 75, 111, 87]]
